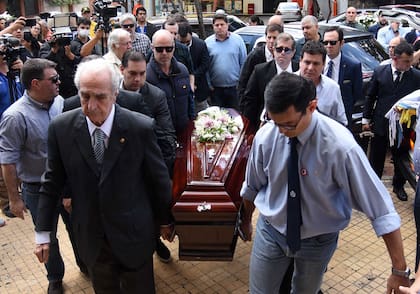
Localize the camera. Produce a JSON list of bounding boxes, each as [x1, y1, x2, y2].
[[25, 18, 37, 27], [0, 36, 25, 71], [93, 0, 120, 33]]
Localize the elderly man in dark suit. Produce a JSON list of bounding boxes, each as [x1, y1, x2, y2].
[[363, 41, 420, 201], [34, 58, 174, 293], [323, 26, 363, 127]]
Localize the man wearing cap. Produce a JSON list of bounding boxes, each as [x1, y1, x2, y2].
[[368, 10, 388, 38], [81, 6, 97, 39]]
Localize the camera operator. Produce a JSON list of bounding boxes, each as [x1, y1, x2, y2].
[[40, 34, 80, 98], [70, 17, 103, 57]]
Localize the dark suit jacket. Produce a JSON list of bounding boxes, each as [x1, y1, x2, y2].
[[364, 64, 420, 136], [36, 105, 172, 269], [241, 60, 299, 130], [189, 36, 210, 102], [65, 89, 176, 172], [237, 45, 266, 104], [140, 82, 177, 172], [338, 54, 363, 125]]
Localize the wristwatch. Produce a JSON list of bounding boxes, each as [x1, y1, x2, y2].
[[391, 267, 411, 278]]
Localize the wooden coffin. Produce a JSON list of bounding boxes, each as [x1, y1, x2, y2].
[[172, 109, 252, 261]]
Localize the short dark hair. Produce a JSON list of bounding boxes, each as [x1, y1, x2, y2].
[[136, 7, 147, 15], [301, 40, 327, 62], [178, 22, 192, 38], [77, 17, 91, 27], [213, 14, 228, 24], [250, 15, 263, 25], [121, 51, 146, 67], [265, 24, 283, 35], [394, 41, 414, 57], [265, 72, 316, 114], [323, 26, 343, 41], [21, 58, 57, 90]]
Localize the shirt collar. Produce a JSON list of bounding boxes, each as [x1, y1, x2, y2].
[[24, 91, 55, 110], [215, 31, 230, 42], [86, 104, 115, 139], [326, 52, 341, 65], [296, 110, 318, 146], [275, 61, 293, 74], [265, 45, 273, 62]]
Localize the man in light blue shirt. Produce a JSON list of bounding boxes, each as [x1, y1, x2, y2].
[[240, 72, 409, 293], [377, 20, 411, 52], [205, 13, 246, 109]]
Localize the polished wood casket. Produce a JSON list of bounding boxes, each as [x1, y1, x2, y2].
[[172, 108, 252, 261]]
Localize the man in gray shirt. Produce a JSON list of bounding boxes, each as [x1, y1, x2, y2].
[[240, 72, 409, 293], [0, 59, 65, 294]]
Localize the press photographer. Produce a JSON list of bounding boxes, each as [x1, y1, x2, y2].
[[0, 37, 23, 114], [70, 17, 103, 57], [40, 14, 80, 98], [93, 0, 119, 55]]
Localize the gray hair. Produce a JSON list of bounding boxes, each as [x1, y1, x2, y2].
[[119, 13, 136, 25], [301, 15, 318, 26], [107, 28, 130, 51], [74, 59, 120, 94]]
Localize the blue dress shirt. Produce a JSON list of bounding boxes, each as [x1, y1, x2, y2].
[[241, 111, 400, 239]]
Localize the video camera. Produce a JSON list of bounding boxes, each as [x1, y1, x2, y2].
[[93, 0, 120, 33], [46, 13, 77, 48], [0, 36, 25, 70]]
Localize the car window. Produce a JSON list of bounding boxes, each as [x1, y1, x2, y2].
[[342, 38, 388, 73], [279, 3, 299, 9]]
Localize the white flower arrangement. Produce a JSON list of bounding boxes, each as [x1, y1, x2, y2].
[[194, 107, 241, 143]]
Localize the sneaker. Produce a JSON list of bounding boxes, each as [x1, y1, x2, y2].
[[156, 238, 171, 263], [0, 217, 5, 227]]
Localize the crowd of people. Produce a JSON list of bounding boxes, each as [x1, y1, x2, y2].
[[0, 3, 420, 294]]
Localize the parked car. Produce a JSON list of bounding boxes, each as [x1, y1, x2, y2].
[[276, 2, 302, 22], [235, 23, 389, 137]]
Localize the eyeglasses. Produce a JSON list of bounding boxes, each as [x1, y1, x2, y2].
[[322, 40, 339, 46], [274, 112, 304, 131], [154, 46, 174, 53], [275, 46, 292, 54], [122, 24, 135, 29], [39, 74, 60, 83]]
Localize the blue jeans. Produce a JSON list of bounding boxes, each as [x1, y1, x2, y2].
[[250, 216, 338, 294], [22, 183, 65, 282]]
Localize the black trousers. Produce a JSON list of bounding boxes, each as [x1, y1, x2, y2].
[[90, 239, 155, 294], [369, 134, 406, 188]]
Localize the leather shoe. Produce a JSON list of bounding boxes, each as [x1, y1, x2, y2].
[[393, 187, 408, 201], [2, 205, 16, 218], [47, 280, 63, 294], [156, 238, 171, 263]]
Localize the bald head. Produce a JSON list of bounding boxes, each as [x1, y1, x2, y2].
[[152, 29, 175, 46], [268, 15, 283, 26], [388, 36, 405, 57]]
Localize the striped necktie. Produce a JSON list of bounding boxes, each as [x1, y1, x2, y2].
[[93, 128, 105, 164]]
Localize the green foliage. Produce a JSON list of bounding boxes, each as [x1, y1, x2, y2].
[[48, 0, 82, 6]]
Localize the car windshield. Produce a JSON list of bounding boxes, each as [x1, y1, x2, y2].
[[280, 3, 299, 9], [342, 38, 388, 75]]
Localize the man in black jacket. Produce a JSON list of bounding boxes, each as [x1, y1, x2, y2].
[[363, 42, 420, 201]]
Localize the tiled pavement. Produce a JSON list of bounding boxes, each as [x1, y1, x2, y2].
[[0, 160, 418, 294]]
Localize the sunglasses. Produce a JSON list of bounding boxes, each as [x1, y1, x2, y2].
[[154, 46, 174, 53], [275, 46, 292, 54], [322, 40, 339, 46], [40, 74, 60, 83], [122, 24, 135, 29]]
